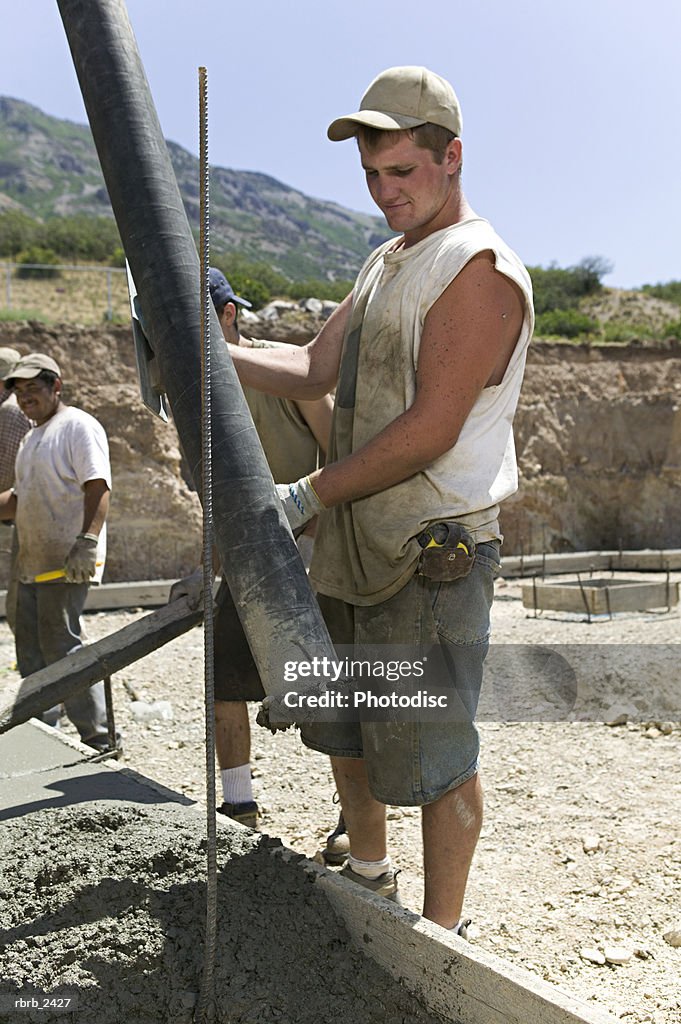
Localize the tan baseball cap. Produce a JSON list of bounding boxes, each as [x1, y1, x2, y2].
[[0, 347, 20, 380], [327, 66, 462, 142], [6, 352, 61, 381]]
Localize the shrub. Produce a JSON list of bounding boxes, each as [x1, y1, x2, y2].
[[0, 210, 42, 257], [662, 318, 681, 340], [529, 256, 612, 315], [287, 278, 354, 303], [43, 215, 121, 262], [109, 246, 127, 268], [15, 247, 61, 279], [228, 275, 271, 311], [642, 281, 681, 307], [534, 308, 597, 338], [215, 254, 289, 296], [601, 321, 656, 344]]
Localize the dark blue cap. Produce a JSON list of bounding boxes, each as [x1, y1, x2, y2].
[[209, 268, 252, 310]]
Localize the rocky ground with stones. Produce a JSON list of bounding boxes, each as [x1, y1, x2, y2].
[[0, 576, 679, 1023]]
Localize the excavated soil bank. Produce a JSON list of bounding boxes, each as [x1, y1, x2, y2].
[[0, 803, 446, 1024], [0, 320, 680, 584]]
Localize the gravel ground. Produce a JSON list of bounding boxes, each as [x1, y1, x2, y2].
[[0, 573, 679, 1024]]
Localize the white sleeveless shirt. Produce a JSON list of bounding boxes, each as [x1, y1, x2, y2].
[[309, 216, 534, 606]]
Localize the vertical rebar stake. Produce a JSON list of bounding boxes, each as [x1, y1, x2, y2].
[[195, 64, 217, 1024]]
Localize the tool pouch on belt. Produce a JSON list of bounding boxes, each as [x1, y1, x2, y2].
[[415, 522, 476, 581]]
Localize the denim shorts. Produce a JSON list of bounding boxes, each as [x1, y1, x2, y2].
[[300, 542, 501, 806]]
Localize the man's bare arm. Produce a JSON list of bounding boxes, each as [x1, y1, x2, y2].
[[295, 393, 334, 455], [0, 489, 17, 521], [81, 478, 110, 536], [228, 292, 353, 401], [309, 253, 525, 507]]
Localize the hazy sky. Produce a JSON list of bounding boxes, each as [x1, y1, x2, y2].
[[1, 0, 679, 288]]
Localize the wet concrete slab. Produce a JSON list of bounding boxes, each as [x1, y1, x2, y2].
[[0, 721, 617, 1024], [0, 720, 193, 824]]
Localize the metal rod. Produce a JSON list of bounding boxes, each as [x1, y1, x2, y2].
[[576, 572, 592, 624], [604, 586, 612, 621], [103, 675, 117, 755], [195, 65, 217, 1024]]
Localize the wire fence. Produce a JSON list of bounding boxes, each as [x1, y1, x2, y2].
[[0, 262, 129, 325]]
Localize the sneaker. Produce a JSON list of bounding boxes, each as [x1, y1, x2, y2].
[[217, 800, 260, 829], [314, 811, 350, 867], [339, 863, 401, 902], [450, 918, 472, 940]]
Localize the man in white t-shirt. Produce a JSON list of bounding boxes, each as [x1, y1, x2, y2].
[[0, 352, 113, 751]]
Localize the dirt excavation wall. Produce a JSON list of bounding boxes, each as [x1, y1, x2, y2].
[[0, 319, 679, 583], [502, 340, 681, 554]]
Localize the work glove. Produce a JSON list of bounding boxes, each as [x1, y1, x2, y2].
[[168, 567, 216, 611], [276, 476, 325, 535], [168, 567, 204, 610], [64, 533, 98, 583]]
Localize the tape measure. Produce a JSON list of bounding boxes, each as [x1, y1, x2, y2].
[[424, 535, 470, 555], [34, 561, 103, 583], [34, 569, 67, 583]]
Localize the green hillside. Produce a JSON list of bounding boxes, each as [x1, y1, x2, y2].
[[0, 96, 388, 282]]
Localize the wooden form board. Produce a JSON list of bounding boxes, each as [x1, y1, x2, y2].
[[0, 595, 201, 733], [522, 577, 679, 614], [0, 581, 173, 619], [279, 851, 619, 1024], [502, 550, 681, 578]]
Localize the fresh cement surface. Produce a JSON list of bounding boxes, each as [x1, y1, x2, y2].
[[0, 577, 680, 1023], [0, 725, 448, 1024]]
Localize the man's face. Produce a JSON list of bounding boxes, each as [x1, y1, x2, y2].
[[14, 377, 61, 426], [358, 133, 461, 247]]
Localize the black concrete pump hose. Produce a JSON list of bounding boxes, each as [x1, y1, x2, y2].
[[55, 0, 340, 723]]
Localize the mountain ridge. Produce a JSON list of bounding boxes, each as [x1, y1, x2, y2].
[[0, 96, 388, 281]]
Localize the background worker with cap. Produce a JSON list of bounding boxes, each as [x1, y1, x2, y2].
[[171, 270, 341, 836], [0, 352, 114, 751], [227, 66, 534, 931], [0, 346, 31, 633], [0, 347, 30, 492]]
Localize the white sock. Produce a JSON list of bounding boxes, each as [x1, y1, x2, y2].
[[220, 764, 253, 805], [347, 854, 391, 880]]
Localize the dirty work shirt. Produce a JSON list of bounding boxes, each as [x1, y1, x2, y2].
[[310, 217, 534, 606], [243, 387, 321, 483], [14, 405, 111, 583], [0, 391, 30, 491]]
